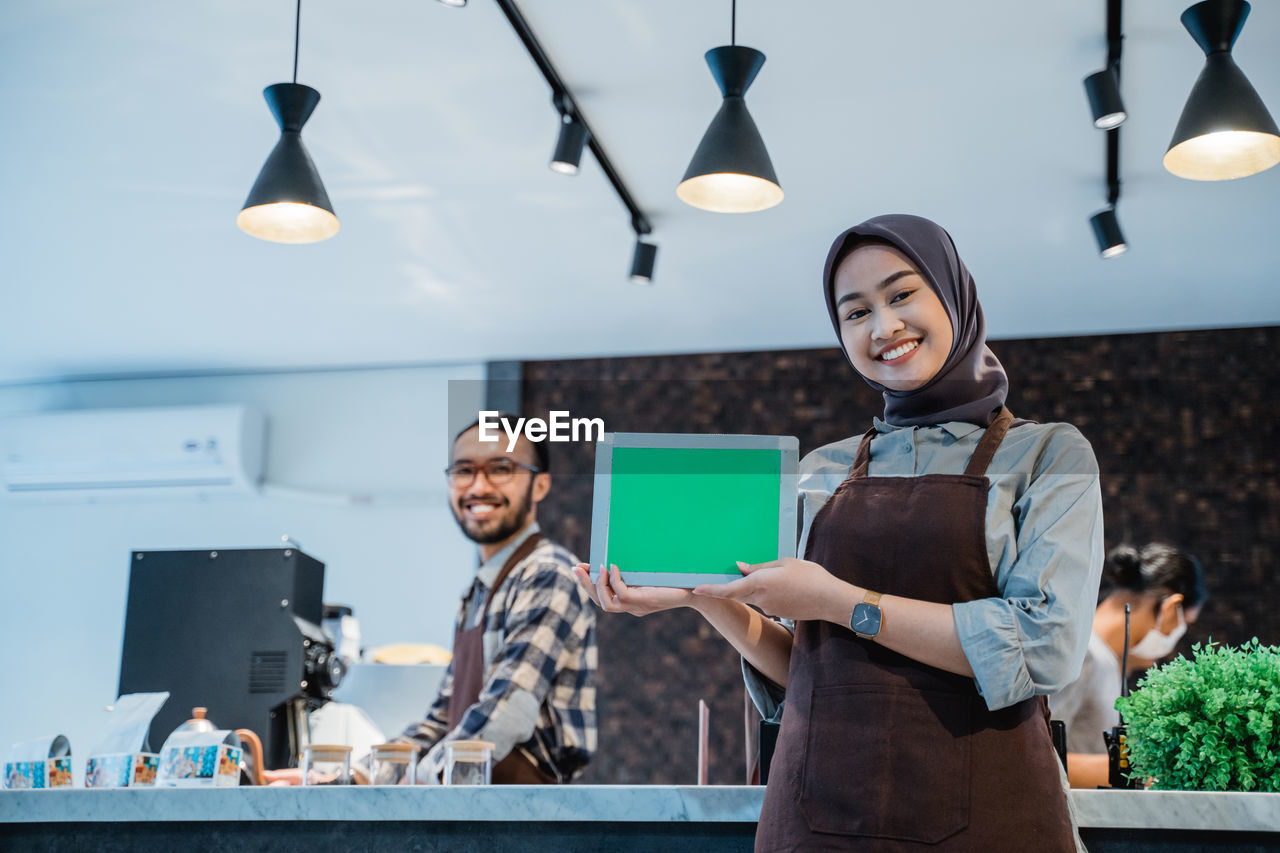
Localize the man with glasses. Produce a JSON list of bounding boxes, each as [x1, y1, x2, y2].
[[396, 415, 597, 783]]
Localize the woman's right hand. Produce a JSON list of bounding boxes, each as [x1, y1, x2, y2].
[[573, 563, 696, 616]]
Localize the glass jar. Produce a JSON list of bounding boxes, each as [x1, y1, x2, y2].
[[368, 743, 417, 786], [442, 740, 493, 786], [301, 744, 352, 786]]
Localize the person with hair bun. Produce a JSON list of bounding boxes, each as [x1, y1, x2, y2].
[[1049, 542, 1207, 788]]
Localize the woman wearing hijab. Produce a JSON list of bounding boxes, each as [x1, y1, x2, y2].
[[575, 214, 1104, 851]]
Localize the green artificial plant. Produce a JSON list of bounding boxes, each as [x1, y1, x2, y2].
[[1116, 638, 1280, 791]]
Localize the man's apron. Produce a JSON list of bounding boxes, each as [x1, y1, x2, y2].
[[447, 533, 557, 784]]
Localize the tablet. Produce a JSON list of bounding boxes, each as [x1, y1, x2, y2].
[[589, 433, 799, 587]]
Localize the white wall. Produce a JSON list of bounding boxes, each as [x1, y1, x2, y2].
[[0, 364, 486, 778]]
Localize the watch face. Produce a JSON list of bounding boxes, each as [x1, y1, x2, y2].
[[851, 602, 882, 637]]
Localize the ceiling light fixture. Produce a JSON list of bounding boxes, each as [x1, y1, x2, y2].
[[1088, 0, 1128, 259], [1164, 0, 1280, 180], [493, 0, 655, 282], [436, 0, 466, 7], [1084, 0, 1126, 130], [1084, 69, 1126, 130], [237, 0, 339, 244], [677, 0, 782, 213], [629, 240, 658, 285], [1091, 121, 1128, 259], [549, 96, 589, 175], [1090, 208, 1127, 259]]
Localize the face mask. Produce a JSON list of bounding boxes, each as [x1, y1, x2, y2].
[[1130, 603, 1186, 660]]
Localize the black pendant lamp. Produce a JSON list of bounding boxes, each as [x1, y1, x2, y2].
[[676, 2, 782, 213], [237, 0, 339, 243], [1164, 0, 1280, 180]]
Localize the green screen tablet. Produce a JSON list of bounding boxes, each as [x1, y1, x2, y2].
[[589, 433, 798, 587]]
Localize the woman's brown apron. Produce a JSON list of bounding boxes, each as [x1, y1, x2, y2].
[[446, 533, 557, 784], [755, 409, 1074, 851]]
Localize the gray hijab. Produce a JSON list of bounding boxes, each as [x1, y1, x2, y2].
[[822, 214, 1009, 428]]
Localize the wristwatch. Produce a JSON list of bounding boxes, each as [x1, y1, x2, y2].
[[850, 590, 884, 639]]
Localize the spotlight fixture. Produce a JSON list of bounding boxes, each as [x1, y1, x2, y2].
[[677, 1, 782, 213], [237, 0, 338, 243], [1085, 0, 1128, 259], [1165, 0, 1280, 180], [493, 0, 653, 281], [550, 113, 589, 175], [1090, 208, 1128, 259], [1084, 69, 1127, 129], [1090, 124, 1128, 260], [629, 240, 658, 284]]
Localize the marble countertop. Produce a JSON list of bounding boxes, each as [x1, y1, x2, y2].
[[1, 785, 1277, 833]]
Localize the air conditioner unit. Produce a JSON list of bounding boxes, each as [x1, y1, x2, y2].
[[0, 405, 265, 498]]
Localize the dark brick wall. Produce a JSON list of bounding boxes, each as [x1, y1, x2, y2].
[[521, 325, 1280, 785]]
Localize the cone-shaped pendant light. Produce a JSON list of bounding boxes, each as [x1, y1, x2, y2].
[[237, 84, 339, 243], [1164, 0, 1280, 180], [677, 42, 782, 213], [237, 0, 339, 243]]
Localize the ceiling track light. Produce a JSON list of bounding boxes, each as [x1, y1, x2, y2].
[[1088, 0, 1127, 259], [629, 239, 658, 285], [1092, 130, 1128, 258], [492, 0, 655, 282], [237, 0, 339, 244], [549, 96, 589, 175], [1090, 208, 1127, 259], [1084, 69, 1126, 130], [1083, 0, 1127, 130], [677, 1, 782, 213], [1165, 0, 1280, 180]]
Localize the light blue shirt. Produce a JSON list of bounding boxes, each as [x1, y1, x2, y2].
[[747, 418, 1105, 714]]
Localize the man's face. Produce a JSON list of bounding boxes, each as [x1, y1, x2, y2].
[[448, 426, 548, 546]]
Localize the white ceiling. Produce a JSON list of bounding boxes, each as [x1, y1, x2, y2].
[[2, 1, 1279, 385]]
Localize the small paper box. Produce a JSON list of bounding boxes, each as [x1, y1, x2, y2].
[[85, 753, 160, 788], [157, 736, 242, 788]]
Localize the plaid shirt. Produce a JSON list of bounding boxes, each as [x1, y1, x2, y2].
[[398, 523, 597, 781]]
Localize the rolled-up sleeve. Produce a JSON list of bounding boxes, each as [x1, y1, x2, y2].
[[953, 427, 1105, 711], [742, 619, 793, 721]]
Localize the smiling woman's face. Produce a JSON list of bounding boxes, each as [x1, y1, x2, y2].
[[832, 243, 954, 391]]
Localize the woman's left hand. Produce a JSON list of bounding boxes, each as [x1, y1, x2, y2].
[[693, 558, 849, 622]]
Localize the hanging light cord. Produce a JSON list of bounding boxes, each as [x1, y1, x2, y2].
[[292, 0, 301, 84], [731, 0, 736, 46]]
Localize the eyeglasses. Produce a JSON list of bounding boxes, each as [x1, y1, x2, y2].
[[444, 458, 541, 487]]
